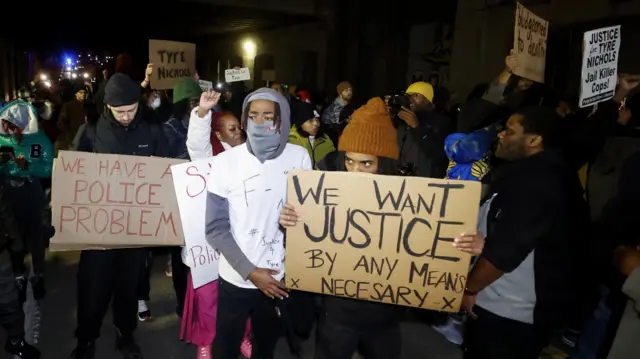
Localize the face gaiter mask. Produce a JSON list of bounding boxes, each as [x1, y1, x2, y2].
[[246, 119, 280, 163]]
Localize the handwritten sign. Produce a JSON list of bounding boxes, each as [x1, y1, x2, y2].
[[225, 68, 251, 83], [171, 159, 220, 288], [285, 171, 481, 312], [579, 26, 622, 108], [513, 3, 548, 83], [149, 39, 196, 90], [198, 80, 213, 91], [50, 151, 187, 250]]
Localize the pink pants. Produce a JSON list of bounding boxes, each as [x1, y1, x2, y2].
[[181, 273, 251, 346]]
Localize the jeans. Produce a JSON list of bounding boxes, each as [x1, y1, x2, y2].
[[215, 278, 280, 359]]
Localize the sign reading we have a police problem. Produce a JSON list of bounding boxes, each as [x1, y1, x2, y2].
[[51, 151, 186, 249], [285, 171, 481, 312]]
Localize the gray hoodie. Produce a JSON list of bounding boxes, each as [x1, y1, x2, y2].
[[205, 88, 291, 281]]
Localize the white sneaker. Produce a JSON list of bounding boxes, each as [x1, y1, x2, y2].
[[432, 317, 464, 346], [137, 300, 152, 322]]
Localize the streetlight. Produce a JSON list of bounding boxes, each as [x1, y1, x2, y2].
[[242, 39, 257, 57], [39, 74, 47, 81], [83, 73, 89, 79]]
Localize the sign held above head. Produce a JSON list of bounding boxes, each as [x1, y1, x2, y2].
[[149, 39, 196, 90]]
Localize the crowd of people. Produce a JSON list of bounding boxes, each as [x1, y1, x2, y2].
[[0, 49, 638, 359]]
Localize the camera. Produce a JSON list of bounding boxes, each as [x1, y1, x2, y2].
[[387, 94, 411, 115]]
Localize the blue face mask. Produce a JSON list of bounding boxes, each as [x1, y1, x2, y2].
[[246, 120, 280, 163]]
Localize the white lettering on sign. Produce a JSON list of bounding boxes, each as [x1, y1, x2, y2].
[[579, 25, 622, 108]]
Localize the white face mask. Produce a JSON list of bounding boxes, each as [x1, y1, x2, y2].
[[150, 98, 161, 109]]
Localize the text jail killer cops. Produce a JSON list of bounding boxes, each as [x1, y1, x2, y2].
[[285, 171, 480, 311]]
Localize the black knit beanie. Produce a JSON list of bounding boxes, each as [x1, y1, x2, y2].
[[104, 73, 140, 107], [290, 100, 316, 128]]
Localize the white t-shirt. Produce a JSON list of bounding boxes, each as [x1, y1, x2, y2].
[[207, 142, 312, 288]]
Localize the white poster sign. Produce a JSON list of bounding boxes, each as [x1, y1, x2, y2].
[[171, 159, 219, 288], [225, 68, 251, 83], [198, 80, 213, 91], [579, 25, 622, 108], [513, 2, 549, 83]]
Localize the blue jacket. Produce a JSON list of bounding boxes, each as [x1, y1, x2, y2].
[[445, 124, 496, 181]]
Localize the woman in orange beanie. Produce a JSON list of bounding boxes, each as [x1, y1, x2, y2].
[[279, 98, 485, 359]]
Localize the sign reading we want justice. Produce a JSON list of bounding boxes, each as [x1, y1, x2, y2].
[[51, 151, 186, 249], [285, 171, 481, 312]]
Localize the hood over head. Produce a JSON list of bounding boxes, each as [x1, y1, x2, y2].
[[0, 100, 39, 135], [241, 88, 290, 162]]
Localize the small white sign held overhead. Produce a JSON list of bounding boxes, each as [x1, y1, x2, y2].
[[198, 80, 213, 91], [579, 25, 622, 108], [225, 68, 251, 83]]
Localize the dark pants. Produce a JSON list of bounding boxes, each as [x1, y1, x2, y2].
[[136, 247, 187, 311], [137, 249, 153, 302], [464, 306, 551, 359], [170, 247, 188, 311], [314, 316, 401, 359], [75, 248, 147, 342], [6, 180, 45, 276], [0, 250, 25, 341], [215, 278, 280, 359]]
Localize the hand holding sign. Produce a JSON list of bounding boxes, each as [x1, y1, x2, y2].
[[145, 63, 154, 81], [453, 232, 485, 255], [505, 50, 519, 73], [279, 202, 300, 227]]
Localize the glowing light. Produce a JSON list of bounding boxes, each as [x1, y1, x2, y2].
[[242, 39, 257, 57], [39, 74, 47, 81], [72, 73, 78, 79], [43, 80, 51, 88], [65, 58, 72, 65], [66, 66, 72, 71], [83, 73, 89, 79]]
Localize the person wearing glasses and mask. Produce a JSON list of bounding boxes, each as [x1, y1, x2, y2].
[[71, 73, 170, 359]]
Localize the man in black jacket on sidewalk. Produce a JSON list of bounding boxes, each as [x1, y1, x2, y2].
[[71, 74, 169, 359]]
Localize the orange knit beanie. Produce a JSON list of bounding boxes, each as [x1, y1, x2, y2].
[[338, 97, 399, 160]]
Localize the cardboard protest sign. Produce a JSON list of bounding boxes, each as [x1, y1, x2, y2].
[[285, 171, 481, 312], [149, 39, 196, 90], [171, 159, 220, 288], [513, 3, 548, 83], [579, 26, 621, 108], [225, 68, 251, 83], [50, 151, 187, 250]]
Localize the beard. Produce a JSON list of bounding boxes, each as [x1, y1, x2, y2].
[[495, 140, 525, 161]]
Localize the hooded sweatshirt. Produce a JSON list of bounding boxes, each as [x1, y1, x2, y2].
[[0, 100, 54, 179], [204, 88, 312, 288]]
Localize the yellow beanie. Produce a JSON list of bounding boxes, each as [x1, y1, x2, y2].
[[406, 82, 434, 103], [338, 98, 399, 160]]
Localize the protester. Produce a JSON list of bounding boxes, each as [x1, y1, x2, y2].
[[281, 98, 484, 359], [55, 83, 87, 153], [463, 106, 588, 359], [204, 88, 311, 359], [182, 91, 251, 359], [322, 81, 352, 143], [71, 73, 170, 359], [288, 100, 335, 168], [0, 100, 53, 304]]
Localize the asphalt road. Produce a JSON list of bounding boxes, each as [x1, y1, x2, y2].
[[0, 251, 464, 359]]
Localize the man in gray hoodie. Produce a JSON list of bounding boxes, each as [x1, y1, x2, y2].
[[204, 88, 311, 359]]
